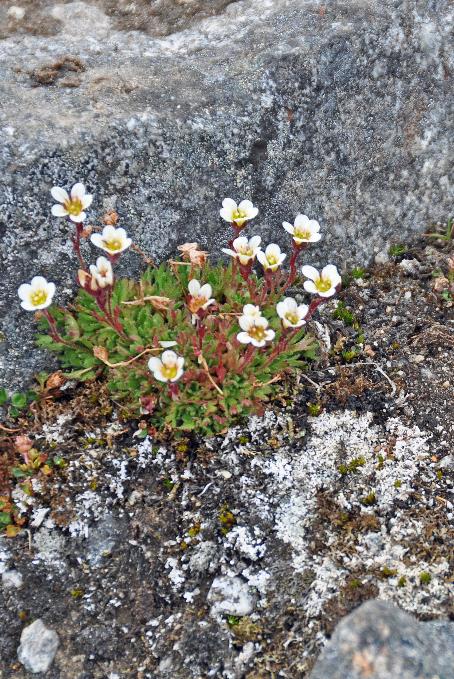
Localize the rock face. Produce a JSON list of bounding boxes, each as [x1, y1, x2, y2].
[[17, 618, 60, 674], [310, 600, 454, 679], [0, 0, 452, 388]]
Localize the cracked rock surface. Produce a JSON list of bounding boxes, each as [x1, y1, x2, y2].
[[1, 0, 453, 388]]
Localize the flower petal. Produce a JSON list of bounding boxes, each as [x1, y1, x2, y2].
[[51, 204, 68, 217], [50, 186, 69, 203], [243, 304, 261, 317], [232, 236, 248, 251], [222, 198, 237, 210], [276, 301, 286, 318], [17, 283, 31, 301], [70, 212, 86, 223], [322, 264, 341, 284], [301, 265, 319, 281], [188, 279, 201, 297], [70, 183, 86, 200], [221, 248, 236, 257], [200, 284, 212, 299], [148, 357, 162, 372], [282, 221, 294, 234], [294, 214, 310, 228], [30, 276, 48, 289], [90, 234, 104, 249], [81, 194, 93, 209], [237, 332, 252, 344], [256, 251, 267, 266], [249, 235, 261, 249], [303, 280, 318, 295], [239, 315, 254, 331], [161, 350, 178, 365]]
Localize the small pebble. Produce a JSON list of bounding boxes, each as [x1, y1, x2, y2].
[[7, 6, 25, 20], [2, 570, 23, 589]]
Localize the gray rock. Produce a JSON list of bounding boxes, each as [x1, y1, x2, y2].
[[17, 619, 60, 674], [207, 575, 255, 617], [1, 569, 23, 589], [310, 600, 454, 679], [1, 0, 453, 389], [437, 454, 454, 470]]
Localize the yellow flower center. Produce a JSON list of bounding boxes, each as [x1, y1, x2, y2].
[[285, 312, 299, 325], [248, 325, 266, 341], [267, 254, 278, 265], [294, 228, 311, 240], [161, 364, 178, 380], [233, 208, 247, 221], [30, 290, 47, 306], [239, 246, 253, 256], [104, 238, 122, 252], [64, 198, 83, 216], [189, 296, 208, 313], [315, 277, 332, 293]]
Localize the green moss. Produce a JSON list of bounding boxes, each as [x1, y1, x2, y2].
[[436, 470, 443, 480], [380, 566, 397, 578], [350, 267, 367, 280], [237, 435, 249, 445], [188, 523, 201, 538], [419, 572, 431, 585], [226, 615, 241, 626], [219, 504, 236, 534], [162, 478, 174, 491], [394, 479, 402, 488], [338, 456, 366, 476], [307, 402, 322, 417], [360, 491, 376, 506], [397, 576, 407, 588], [348, 578, 362, 589], [388, 243, 407, 257]]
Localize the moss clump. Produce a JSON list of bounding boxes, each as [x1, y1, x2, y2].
[[419, 572, 432, 585], [394, 479, 402, 488], [388, 243, 407, 257], [380, 566, 397, 578], [219, 504, 236, 534], [307, 402, 322, 417], [397, 576, 407, 588], [360, 491, 376, 506], [188, 523, 201, 538], [338, 456, 366, 476]]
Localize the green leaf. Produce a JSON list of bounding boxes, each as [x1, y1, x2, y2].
[[0, 512, 12, 525], [0, 388, 7, 406], [64, 313, 81, 340], [11, 393, 27, 409]]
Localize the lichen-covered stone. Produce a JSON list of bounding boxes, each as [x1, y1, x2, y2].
[[17, 618, 59, 674], [309, 600, 454, 679], [0, 0, 452, 388]]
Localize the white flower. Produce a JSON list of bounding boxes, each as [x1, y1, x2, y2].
[[257, 243, 287, 271], [148, 351, 184, 383], [301, 264, 341, 298], [242, 304, 262, 319], [282, 214, 321, 245], [220, 198, 258, 228], [159, 340, 177, 348], [90, 225, 132, 255], [222, 236, 262, 266], [188, 279, 215, 312], [18, 276, 56, 311], [237, 315, 275, 348], [51, 182, 93, 223], [89, 257, 114, 289], [276, 297, 309, 328]]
